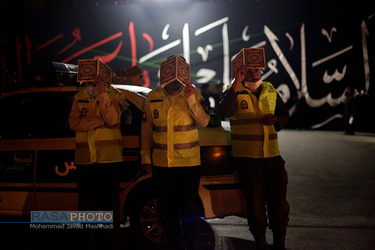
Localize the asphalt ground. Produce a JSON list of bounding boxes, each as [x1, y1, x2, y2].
[[207, 129, 375, 250]]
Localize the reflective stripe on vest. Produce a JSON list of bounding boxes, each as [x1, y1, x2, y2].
[[153, 124, 198, 132], [231, 133, 278, 141], [229, 82, 280, 158], [148, 86, 201, 167], [154, 141, 200, 150], [74, 87, 123, 165]]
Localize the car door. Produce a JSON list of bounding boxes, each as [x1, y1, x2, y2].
[[119, 98, 144, 183], [199, 124, 246, 219], [33, 89, 79, 210], [0, 91, 38, 215]]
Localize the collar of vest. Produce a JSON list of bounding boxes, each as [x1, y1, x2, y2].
[[153, 85, 187, 98], [238, 81, 274, 95]]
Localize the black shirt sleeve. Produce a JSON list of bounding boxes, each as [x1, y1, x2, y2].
[[274, 93, 289, 131], [217, 88, 238, 118]]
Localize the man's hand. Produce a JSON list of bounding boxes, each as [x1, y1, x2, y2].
[[232, 65, 247, 92], [184, 81, 195, 98], [263, 114, 278, 126], [92, 77, 106, 94]]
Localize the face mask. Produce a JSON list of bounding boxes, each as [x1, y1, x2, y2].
[[86, 86, 100, 97], [244, 79, 262, 91]]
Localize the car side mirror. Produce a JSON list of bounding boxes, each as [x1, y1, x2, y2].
[[207, 113, 221, 128]]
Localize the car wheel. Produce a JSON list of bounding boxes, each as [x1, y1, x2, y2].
[[129, 197, 165, 245]]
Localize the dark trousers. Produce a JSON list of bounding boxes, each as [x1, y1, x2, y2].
[[76, 163, 120, 250], [153, 165, 202, 249], [236, 156, 289, 237]]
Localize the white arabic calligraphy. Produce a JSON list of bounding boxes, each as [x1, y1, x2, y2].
[[362, 20, 370, 93], [323, 66, 347, 84], [321, 27, 337, 43], [197, 45, 213, 62], [135, 15, 370, 128]]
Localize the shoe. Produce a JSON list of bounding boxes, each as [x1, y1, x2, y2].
[[272, 230, 286, 250]]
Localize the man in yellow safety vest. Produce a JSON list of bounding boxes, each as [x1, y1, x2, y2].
[[141, 56, 210, 249], [218, 63, 290, 250], [69, 76, 124, 249]]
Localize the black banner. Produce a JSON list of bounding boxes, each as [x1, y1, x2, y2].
[[1, 0, 374, 130]]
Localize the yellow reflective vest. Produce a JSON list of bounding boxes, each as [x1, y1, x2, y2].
[[230, 82, 280, 158], [71, 87, 123, 165], [145, 87, 202, 167]]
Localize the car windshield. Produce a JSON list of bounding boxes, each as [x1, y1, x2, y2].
[[0, 91, 75, 139]]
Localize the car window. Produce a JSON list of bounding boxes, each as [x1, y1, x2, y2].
[[0, 91, 75, 139], [121, 101, 143, 136]]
